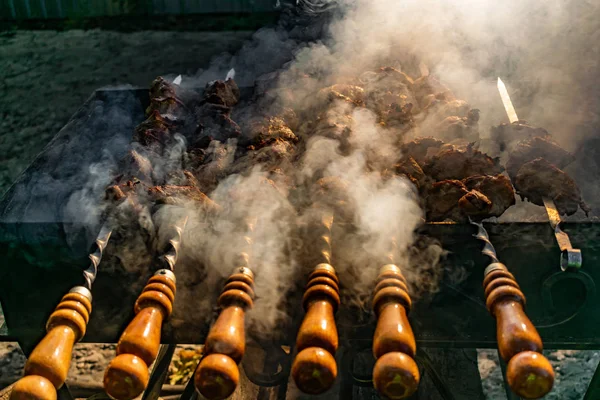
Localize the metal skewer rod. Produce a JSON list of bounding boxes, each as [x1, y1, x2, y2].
[[9, 225, 112, 400], [497, 77, 581, 270]]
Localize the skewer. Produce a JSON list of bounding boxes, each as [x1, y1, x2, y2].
[[372, 260, 419, 399], [291, 209, 340, 395], [194, 217, 256, 400], [193, 267, 255, 400], [103, 216, 187, 400], [10, 225, 112, 400], [497, 77, 582, 270], [471, 219, 554, 399]]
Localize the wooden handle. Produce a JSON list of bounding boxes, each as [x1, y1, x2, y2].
[[291, 263, 340, 395], [372, 265, 419, 399], [484, 263, 554, 399], [195, 267, 254, 400], [103, 270, 176, 400], [10, 287, 92, 400]]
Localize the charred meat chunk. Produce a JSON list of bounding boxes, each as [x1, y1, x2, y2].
[[400, 137, 445, 166], [148, 185, 220, 213], [396, 156, 427, 190], [193, 103, 242, 146], [132, 111, 175, 150], [425, 144, 503, 180], [315, 84, 365, 109], [411, 75, 454, 106], [506, 136, 575, 181], [146, 76, 185, 116], [362, 67, 418, 114], [491, 121, 550, 152], [436, 109, 480, 143], [203, 79, 240, 107], [458, 190, 493, 219], [246, 117, 298, 148], [425, 179, 469, 221], [462, 174, 515, 218], [514, 158, 590, 216]]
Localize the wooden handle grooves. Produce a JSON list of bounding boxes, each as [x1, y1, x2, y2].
[[194, 267, 255, 400], [103, 270, 176, 400], [483, 263, 554, 399], [291, 263, 340, 395], [372, 264, 419, 400], [10, 287, 92, 400]]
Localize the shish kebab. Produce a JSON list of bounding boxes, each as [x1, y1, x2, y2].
[[497, 78, 582, 270], [9, 225, 112, 400]]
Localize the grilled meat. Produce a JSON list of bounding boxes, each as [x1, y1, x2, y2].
[[425, 143, 503, 180], [148, 185, 220, 212], [411, 75, 454, 106], [396, 156, 428, 190], [316, 84, 365, 109], [193, 103, 242, 146], [491, 121, 550, 152], [457, 190, 493, 219], [146, 77, 186, 116], [246, 117, 298, 147], [380, 102, 415, 132], [203, 79, 240, 107], [462, 174, 515, 218], [514, 158, 590, 216], [362, 67, 418, 114], [425, 179, 469, 221], [132, 110, 175, 150], [436, 109, 480, 142], [506, 136, 575, 180], [400, 137, 445, 165]]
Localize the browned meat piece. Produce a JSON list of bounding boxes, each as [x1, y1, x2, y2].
[[203, 79, 240, 107], [411, 75, 452, 102], [315, 84, 365, 109], [193, 103, 242, 146], [462, 174, 515, 218], [400, 137, 445, 165], [148, 185, 221, 213], [396, 156, 427, 190], [425, 144, 503, 180], [436, 109, 480, 142], [514, 158, 590, 216], [491, 121, 550, 152], [425, 180, 469, 221], [146, 77, 185, 116], [229, 138, 295, 175], [380, 103, 415, 132], [362, 67, 419, 114], [246, 117, 298, 147], [506, 136, 575, 180], [458, 190, 493, 219], [132, 111, 175, 149]]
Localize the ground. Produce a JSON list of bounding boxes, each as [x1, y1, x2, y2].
[[0, 29, 598, 399]]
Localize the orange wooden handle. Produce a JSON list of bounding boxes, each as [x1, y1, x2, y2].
[[484, 263, 554, 399], [291, 263, 340, 395], [103, 270, 176, 400], [195, 267, 254, 400], [372, 265, 419, 400], [10, 287, 92, 400]]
